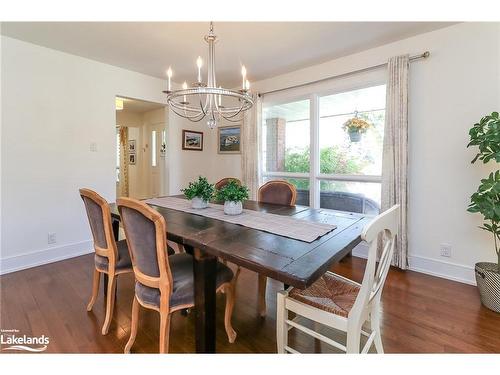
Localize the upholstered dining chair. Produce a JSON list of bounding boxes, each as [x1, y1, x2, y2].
[[256, 180, 297, 317], [258, 180, 297, 207], [215, 177, 241, 190], [79, 188, 133, 335], [276, 205, 400, 354], [117, 197, 237, 353]]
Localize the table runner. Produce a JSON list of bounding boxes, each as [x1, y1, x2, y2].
[[145, 196, 336, 243]]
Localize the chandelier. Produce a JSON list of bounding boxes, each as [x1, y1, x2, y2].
[[163, 22, 254, 129]]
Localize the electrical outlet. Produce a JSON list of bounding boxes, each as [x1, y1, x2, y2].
[[48, 232, 57, 244], [440, 243, 452, 257]]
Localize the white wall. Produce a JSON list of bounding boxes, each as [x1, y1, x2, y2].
[[166, 115, 241, 195], [0, 36, 166, 273], [241, 22, 499, 285]]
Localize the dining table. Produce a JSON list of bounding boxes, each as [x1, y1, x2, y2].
[[108, 195, 371, 353]]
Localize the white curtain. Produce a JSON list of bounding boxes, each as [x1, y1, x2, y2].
[[381, 55, 409, 269], [241, 95, 262, 200]]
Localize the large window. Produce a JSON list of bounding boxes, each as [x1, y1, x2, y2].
[[261, 84, 385, 215]]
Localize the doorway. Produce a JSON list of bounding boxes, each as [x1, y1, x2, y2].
[[115, 97, 167, 199]]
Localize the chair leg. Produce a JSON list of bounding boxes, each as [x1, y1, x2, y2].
[[370, 308, 384, 354], [87, 269, 100, 311], [124, 296, 140, 353], [346, 323, 362, 354], [276, 291, 288, 353], [223, 283, 237, 343], [258, 274, 267, 317], [101, 273, 116, 335], [159, 311, 171, 354]]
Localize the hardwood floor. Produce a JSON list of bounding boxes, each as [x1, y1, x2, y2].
[[1, 253, 499, 353]]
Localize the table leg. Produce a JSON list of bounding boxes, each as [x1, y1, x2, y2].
[[193, 248, 217, 353]]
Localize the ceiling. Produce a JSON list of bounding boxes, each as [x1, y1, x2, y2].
[[1, 22, 454, 87]]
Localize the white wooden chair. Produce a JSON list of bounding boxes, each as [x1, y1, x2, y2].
[[276, 205, 399, 354]]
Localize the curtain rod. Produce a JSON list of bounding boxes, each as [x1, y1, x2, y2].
[[258, 51, 430, 97]]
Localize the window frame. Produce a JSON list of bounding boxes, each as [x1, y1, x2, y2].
[[261, 75, 386, 210]]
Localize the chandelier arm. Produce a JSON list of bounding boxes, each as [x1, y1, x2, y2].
[[168, 100, 205, 118], [220, 114, 243, 123], [222, 103, 245, 119], [172, 109, 205, 122], [170, 106, 205, 122]]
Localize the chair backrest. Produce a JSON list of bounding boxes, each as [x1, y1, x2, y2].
[[79, 188, 118, 264], [215, 177, 241, 190], [258, 180, 297, 206], [349, 205, 400, 322], [117, 197, 173, 303]]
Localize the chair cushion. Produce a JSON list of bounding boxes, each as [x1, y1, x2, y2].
[[135, 253, 234, 309], [94, 239, 132, 272], [288, 272, 360, 318]]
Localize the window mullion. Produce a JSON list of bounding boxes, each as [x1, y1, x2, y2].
[[310, 94, 320, 209]]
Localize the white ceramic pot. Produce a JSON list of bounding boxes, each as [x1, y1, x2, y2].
[[191, 197, 209, 209], [224, 201, 243, 215]]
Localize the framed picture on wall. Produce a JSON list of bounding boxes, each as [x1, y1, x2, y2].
[[128, 140, 136, 153], [182, 130, 203, 151], [129, 153, 136, 165], [218, 125, 241, 154]]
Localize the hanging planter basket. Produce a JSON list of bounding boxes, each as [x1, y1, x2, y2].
[[343, 114, 372, 143], [348, 130, 362, 142]]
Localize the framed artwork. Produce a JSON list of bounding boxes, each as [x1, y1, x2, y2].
[[182, 130, 203, 151], [218, 125, 241, 154], [129, 153, 136, 165], [128, 140, 136, 153]]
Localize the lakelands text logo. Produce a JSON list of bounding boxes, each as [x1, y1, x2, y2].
[[1, 329, 49, 352]]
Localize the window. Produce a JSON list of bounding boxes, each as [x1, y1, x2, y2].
[[116, 127, 120, 182], [151, 130, 157, 167], [261, 83, 386, 215], [262, 99, 310, 196]]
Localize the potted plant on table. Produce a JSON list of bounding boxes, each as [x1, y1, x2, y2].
[[215, 180, 249, 215], [182, 176, 215, 209], [342, 112, 372, 142], [467, 111, 500, 313]]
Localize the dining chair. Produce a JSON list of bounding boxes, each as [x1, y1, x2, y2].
[[117, 197, 237, 353], [79, 188, 133, 335], [276, 205, 400, 354], [256, 180, 297, 317], [215, 177, 241, 190], [258, 180, 297, 207]]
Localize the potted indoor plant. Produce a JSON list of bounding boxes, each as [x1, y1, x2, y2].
[[467, 111, 500, 313], [182, 176, 215, 209], [342, 114, 372, 142], [215, 180, 249, 215]]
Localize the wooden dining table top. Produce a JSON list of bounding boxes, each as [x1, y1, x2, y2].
[[109, 195, 371, 289]]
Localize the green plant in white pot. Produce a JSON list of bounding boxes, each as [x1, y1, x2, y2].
[[467, 111, 500, 313], [215, 180, 249, 215], [182, 176, 215, 209]]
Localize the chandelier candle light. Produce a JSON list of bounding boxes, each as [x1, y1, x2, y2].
[[163, 22, 254, 129]]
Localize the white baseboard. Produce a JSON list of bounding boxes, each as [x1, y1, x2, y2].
[[352, 244, 476, 286], [0, 240, 93, 275]]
